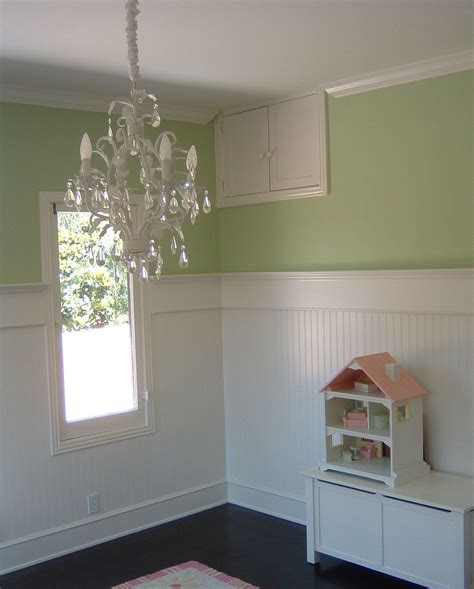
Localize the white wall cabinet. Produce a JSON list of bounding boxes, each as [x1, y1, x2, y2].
[[216, 94, 327, 207], [305, 469, 474, 589], [221, 106, 270, 198]]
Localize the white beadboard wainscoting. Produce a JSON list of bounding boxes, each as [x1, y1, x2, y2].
[[1, 269, 472, 573], [0, 278, 226, 574], [221, 270, 473, 524]]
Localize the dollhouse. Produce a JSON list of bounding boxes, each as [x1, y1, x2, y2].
[[320, 352, 430, 487]]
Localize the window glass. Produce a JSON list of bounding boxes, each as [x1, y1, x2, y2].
[[57, 212, 136, 422]]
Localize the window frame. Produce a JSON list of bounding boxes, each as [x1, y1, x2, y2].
[[40, 191, 155, 454]]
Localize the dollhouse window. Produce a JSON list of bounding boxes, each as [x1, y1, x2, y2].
[[397, 403, 410, 422]]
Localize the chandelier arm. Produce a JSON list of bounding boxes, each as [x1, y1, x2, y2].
[[136, 139, 154, 187], [125, 0, 141, 88], [141, 142, 163, 177], [96, 136, 118, 163], [138, 208, 170, 238], [167, 220, 185, 242], [113, 206, 133, 240], [89, 210, 110, 225], [140, 205, 186, 237]]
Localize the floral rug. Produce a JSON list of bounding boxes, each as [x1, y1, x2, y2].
[[112, 561, 258, 588]]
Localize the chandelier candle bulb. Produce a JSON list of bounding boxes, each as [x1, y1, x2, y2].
[[80, 133, 93, 160], [65, 0, 211, 283]]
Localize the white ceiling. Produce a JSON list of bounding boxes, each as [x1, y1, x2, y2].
[[0, 0, 472, 112]]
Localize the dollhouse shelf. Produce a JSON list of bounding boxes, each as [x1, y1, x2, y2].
[[326, 424, 391, 444], [325, 390, 391, 408], [321, 456, 392, 485]]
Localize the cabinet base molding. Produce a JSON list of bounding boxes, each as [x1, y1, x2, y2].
[[320, 459, 430, 488]]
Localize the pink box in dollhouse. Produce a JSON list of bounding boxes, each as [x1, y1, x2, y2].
[[359, 445, 375, 459]]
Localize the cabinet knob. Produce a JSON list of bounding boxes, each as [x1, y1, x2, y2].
[[260, 150, 274, 160]]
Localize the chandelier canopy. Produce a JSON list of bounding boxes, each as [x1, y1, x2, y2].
[[65, 0, 211, 282]]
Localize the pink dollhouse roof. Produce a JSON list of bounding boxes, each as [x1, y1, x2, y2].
[[320, 352, 429, 402]]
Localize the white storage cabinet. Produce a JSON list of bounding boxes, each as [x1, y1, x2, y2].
[[216, 94, 327, 207], [305, 469, 474, 589]]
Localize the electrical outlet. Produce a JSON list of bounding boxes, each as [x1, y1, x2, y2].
[[87, 493, 99, 515]]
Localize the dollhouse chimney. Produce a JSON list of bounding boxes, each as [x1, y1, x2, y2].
[[385, 363, 400, 382]]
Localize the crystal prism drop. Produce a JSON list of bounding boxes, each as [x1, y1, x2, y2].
[[190, 209, 197, 225], [157, 249, 163, 270], [65, 187, 75, 207], [96, 245, 106, 266], [151, 107, 161, 128], [171, 236, 178, 255], [139, 263, 149, 282], [128, 258, 137, 274], [168, 196, 179, 215], [111, 241, 122, 261], [145, 190, 154, 209], [114, 265, 120, 283], [91, 188, 101, 207], [203, 192, 211, 214], [147, 240, 158, 260], [75, 189, 82, 209], [179, 245, 189, 269], [140, 167, 146, 184]]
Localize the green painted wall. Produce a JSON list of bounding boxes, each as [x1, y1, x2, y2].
[[1, 71, 472, 283], [218, 70, 473, 271], [0, 102, 218, 283]]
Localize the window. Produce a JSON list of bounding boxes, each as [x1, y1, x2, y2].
[[40, 192, 154, 453]]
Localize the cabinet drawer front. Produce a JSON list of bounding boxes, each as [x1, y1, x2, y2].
[[269, 95, 321, 191], [222, 107, 270, 198], [383, 499, 456, 588], [318, 483, 381, 566]]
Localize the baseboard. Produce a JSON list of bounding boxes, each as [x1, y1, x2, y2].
[[227, 480, 306, 525], [0, 481, 227, 575]]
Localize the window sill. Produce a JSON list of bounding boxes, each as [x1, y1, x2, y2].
[[51, 415, 155, 455]]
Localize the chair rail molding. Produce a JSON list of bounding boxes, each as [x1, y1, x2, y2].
[[219, 269, 474, 315]]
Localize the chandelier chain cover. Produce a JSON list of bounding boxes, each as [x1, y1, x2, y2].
[[65, 0, 211, 283], [125, 0, 140, 85]]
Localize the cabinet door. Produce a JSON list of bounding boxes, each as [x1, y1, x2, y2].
[[269, 95, 321, 191], [221, 107, 270, 198], [318, 482, 381, 567], [383, 498, 457, 588]]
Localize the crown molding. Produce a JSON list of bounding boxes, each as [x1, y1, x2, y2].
[[0, 84, 218, 124], [321, 50, 473, 98]]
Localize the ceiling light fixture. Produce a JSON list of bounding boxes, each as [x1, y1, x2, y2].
[[65, 0, 211, 282]]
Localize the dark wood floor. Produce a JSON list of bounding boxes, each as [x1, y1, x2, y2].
[[0, 504, 421, 589]]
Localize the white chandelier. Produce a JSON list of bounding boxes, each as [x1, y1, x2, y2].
[[65, 0, 211, 282]]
